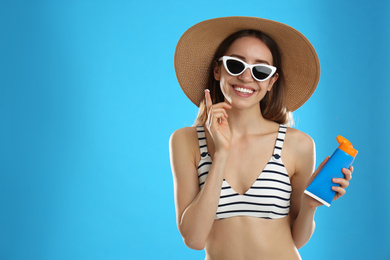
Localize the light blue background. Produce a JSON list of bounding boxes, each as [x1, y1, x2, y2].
[[1, 0, 389, 259]]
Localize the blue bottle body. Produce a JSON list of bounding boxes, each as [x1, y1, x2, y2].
[[305, 148, 355, 207]]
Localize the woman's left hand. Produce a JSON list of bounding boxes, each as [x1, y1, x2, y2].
[[331, 165, 353, 201], [303, 157, 354, 208]]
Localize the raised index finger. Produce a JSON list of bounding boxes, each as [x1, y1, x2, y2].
[[205, 89, 212, 113]]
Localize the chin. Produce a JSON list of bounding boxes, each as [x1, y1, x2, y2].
[[231, 99, 260, 110]]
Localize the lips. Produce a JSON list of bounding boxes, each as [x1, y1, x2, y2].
[[232, 85, 256, 97]]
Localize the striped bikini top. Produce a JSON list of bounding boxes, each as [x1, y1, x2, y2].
[[196, 125, 292, 220]]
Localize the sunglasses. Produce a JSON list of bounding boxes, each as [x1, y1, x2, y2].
[[218, 56, 277, 82]]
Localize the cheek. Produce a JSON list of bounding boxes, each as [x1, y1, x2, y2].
[[219, 78, 232, 102]]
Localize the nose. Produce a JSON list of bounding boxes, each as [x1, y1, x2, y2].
[[238, 68, 254, 82]]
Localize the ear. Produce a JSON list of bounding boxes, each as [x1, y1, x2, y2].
[[213, 61, 221, 81], [267, 73, 279, 91]]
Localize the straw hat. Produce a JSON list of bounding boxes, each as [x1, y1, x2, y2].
[[174, 16, 320, 111]]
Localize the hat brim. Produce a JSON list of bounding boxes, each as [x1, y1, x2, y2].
[[174, 16, 320, 111]]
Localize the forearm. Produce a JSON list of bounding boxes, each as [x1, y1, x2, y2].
[[291, 202, 317, 249], [179, 151, 228, 249]]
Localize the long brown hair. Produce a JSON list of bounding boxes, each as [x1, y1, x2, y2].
[[194, 29, 293, 126]]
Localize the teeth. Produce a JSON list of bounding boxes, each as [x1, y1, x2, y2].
[[234, 87, 254, 94]]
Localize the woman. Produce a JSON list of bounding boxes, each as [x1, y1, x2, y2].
[[170, 17, 353, 259]]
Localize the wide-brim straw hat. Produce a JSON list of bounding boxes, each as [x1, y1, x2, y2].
[[174, 16, 320, 111]]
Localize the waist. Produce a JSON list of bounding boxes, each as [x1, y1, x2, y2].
[[205, 216, 301, 260]]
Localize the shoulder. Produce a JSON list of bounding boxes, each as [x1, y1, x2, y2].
[[285, 127, 315, 156], [170, 126, 199, 146], [169, 126, 200, 158], [285, 127, 316, 176], [169, 127, 202, 182]]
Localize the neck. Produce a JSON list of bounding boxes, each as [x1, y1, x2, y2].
[[227, 105, 274, 136]]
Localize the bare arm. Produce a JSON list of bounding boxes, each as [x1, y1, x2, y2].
[[169, 90, 232, 250], [290, 133, 354, 249], [169, 128, 228, 250], [289, 132, 317, 249]]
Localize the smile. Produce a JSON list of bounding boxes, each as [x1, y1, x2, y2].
[[232, 85, 255, 95]]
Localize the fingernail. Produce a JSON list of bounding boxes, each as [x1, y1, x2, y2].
[[205, 89, 210, 93]]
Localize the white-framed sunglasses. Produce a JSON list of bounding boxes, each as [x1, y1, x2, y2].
[[218, 56, 277, 82]]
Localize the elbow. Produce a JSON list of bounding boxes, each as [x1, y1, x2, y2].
[[183, 237, 206, 250], [180, 229, 206, 250], [177, 215, 208, 250], [293, 220, 316, 249], [295, 241, 306, 250]]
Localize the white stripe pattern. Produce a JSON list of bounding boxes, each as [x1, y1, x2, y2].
[[196, 125, 291, 220]]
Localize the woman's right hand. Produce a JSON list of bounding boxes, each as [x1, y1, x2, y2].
[[205, 89, 232, 152]]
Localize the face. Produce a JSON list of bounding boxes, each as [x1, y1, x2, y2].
[[214, 36, 279, 110]]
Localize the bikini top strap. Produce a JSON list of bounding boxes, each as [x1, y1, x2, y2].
[[196, 126, 210, 159], [273, 125, 287, 159]]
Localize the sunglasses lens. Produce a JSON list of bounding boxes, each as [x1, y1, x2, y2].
[[253, 66, 273, 80], [226, 59, 245, 75]]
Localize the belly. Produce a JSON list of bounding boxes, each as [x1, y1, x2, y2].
[[205, 216, 301, 260]]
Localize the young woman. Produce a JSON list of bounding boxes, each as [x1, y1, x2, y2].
[[170, 17, 353, 260]]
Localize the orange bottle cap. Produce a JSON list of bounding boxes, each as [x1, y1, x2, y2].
[[337, 136, 358, 157]]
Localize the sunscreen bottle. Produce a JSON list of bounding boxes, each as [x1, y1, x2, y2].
[[304, 136, 358, 207]]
